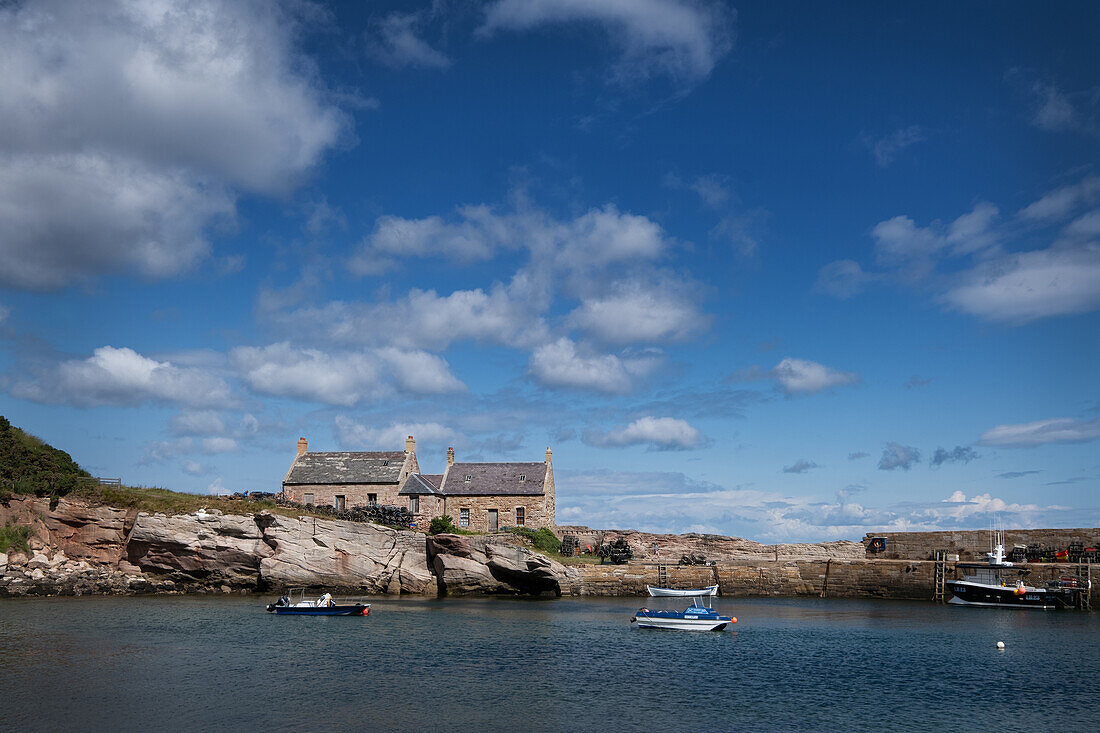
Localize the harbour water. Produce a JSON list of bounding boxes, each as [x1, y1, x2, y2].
[[1, 595, 1096, 731]]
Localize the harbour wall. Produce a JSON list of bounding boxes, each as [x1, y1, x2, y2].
[[860, 528, 1100, 560], [571, 559, 1098, 601]]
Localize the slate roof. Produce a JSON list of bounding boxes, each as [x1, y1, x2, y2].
[[441, 462, 546, 496], [283, 451, 405, 485], [399, 473, 444, 496]]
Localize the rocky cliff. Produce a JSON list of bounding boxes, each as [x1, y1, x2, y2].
[[0, 496, 573, 597]]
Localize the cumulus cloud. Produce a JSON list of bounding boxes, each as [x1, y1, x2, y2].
[[783, 459, 819, 474], [930, 445, 978, 467], [878, 442, 920, 471], [729, 357, 859, 395], [942, 246, 1100, 323], [814, 259, 874, 299], [861, 125, 925, 167], [567, 280, 706, 344], [1019, 176, 1100, 221], [334, 416, 459, 450], [230, 343, 465, 406], [528, 338, 637, 393], [10, 346, 232, 408], [978, 416, 1100, 447], [0, 0, 345, 290], [367, 11, 450, 69], [480, 0, 734, 87], [170, 410, 227, 437], [585, 416, 705, 451]]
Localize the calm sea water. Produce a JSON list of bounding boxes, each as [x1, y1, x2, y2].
[[1, 595, 1096, 732]]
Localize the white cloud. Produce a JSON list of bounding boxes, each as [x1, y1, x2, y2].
[[872, 203, 998, 270], [861, 125, 925, 167], [978, 416, 1100, 447], [181, 460, 205, 476], [567, 281, 705, 344], [1031, 82, 1078, 132], [783, 459, 819, 474], [942, 246, 1100, 322], [201, 437, 238, 454], [231, 343, 385, 407], [378, 348, 466, 394], [480, 0, 734, 86], [0, 0, 345, 290], [1019, 176, 1100, 221], [334, 416, 459, 450], [368, 11, 451, 69], [586, 416, 705, 450], [528, 337, 638, 393], [10, 346, 232, 408], [814, 259, 873, 299], [773, 357, 859, 395], [878, 442, 920, 471], [946, 202, 999, 255], [170, 410, 227, 437]]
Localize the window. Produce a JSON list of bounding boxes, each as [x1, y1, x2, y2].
[[465, 475, 472, 482], [516, 507, 525, 526], [459, 508, 469, 527], [409, 496, 419, 514], [335, 495, 346, 511], [303, 493, 314, 505], [518, 474, 526, 481], [368, 493, 377, 505]]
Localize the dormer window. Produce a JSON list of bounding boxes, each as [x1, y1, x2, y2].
[[465, 475, 472, 482], [518, 474, 526, 481]]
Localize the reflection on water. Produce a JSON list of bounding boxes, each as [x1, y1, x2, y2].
[[1, 595, 1097, 731]]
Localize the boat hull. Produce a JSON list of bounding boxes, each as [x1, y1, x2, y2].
[[269, 605, 370, 616], [646, 584, 719, 597], [632, 610, 732, 631], [946, 581, 1073, 610]]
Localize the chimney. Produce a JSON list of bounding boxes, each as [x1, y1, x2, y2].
[[297, 437, 308, 456], [447, 446, 455, 467], [406, 435, 415, 454], [545, 446, 552, 465]]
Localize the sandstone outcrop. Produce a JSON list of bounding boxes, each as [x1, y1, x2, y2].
[[125, 509, 272, 586], [259, 514, 434, 594], [596, 529, 865, 562], [426, 533, 579, 596]]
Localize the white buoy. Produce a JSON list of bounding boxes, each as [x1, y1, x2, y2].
[[996, 641, 1005, 649]]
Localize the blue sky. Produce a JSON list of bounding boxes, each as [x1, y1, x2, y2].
[[1, 0, 1097, 541]]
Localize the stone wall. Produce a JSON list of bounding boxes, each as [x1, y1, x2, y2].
[[441, 494, 552, 532], [862, 528, 1100, 560], [281, 482, 402, 510]]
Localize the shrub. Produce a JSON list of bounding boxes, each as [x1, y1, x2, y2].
[[0, 523, 33, 554], [429, 515, 457, 535], [508, 526, 561, 554]]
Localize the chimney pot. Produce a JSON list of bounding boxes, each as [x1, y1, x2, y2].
[[446, 446, 455, 467], [545, 446, 552, 464], [406, 435, 415, 453], [297, 437, 308, 456]]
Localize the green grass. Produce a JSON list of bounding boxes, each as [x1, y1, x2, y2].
[[0, 523, 32, 554], [65, 482, 338, 521]]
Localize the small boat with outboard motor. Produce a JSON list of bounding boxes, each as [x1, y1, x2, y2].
[[646, 584, 719, 597], [946, 529, 1087, 610], [632, 593, 736, 631], [266, 588, 371, 616]]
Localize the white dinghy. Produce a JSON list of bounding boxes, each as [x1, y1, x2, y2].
[[646, 584, 719, 597]]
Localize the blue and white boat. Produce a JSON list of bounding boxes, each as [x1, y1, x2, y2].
[[632, 594, 736, 631], [266, 589, 371, 616]]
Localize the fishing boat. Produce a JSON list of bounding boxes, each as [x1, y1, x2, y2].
[[646, 584, 719, 597], [946, 530, 1084, 610], [266, 588, 371, 616], [632, 594, 736, 631]]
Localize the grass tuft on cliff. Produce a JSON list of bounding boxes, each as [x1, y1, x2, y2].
[[0, 523, 33, 554]]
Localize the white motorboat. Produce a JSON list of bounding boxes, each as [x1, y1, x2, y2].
[[632, 594, 736, 631], [946, 529, 1083, 610], [646, 584, 719, 597]]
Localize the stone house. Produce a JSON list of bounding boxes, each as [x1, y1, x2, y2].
[[281, 436, 420, 509], [400, 446, 556, 532], [280, 437, 556, 531]]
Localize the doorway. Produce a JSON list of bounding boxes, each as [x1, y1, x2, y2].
[[488, 509, 498, 531]]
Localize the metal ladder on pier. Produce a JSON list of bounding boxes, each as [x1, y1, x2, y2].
[[932, 549, 947, 603], [1077, 559, 1092, 610], [657, 563, 668, 587]]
